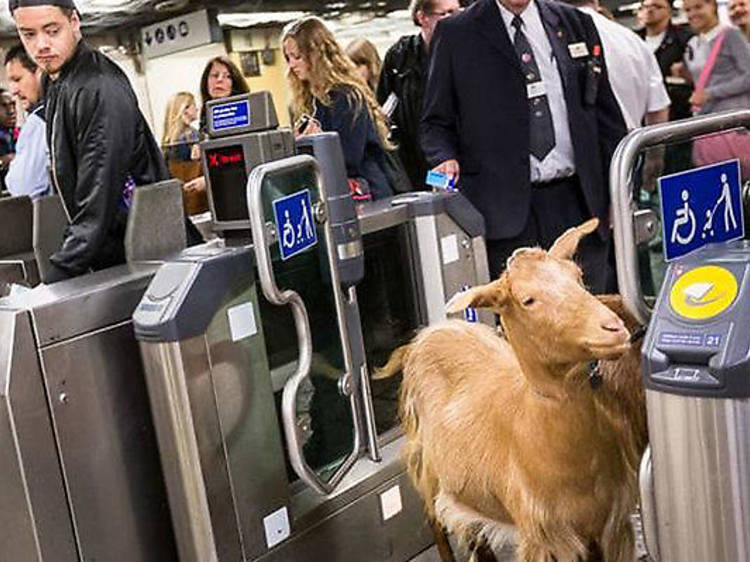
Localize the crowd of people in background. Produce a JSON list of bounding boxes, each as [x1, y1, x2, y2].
[[149, 0, 750, 285], [6, 0, 750, 284]]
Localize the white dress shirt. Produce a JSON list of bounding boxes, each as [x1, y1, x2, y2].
[[496, 0, 576, 183], [6, 104, 51, 200], [580, 7, 670, 130], [644, 31, 666, 53]]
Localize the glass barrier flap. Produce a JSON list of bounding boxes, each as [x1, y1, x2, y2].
[[359, 225, 421, 437], [258, 165, 354, 485]]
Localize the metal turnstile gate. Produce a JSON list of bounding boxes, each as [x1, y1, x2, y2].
[[134, 138, 491, 560], [611, 109, 750, 562]]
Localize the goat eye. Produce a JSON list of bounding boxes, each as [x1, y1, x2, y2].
[[522, 297, 535, 307]]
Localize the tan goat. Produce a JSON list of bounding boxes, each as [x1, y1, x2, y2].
[[378, 219, 643, 562]]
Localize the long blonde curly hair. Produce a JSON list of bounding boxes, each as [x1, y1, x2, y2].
[[281, 17, 393, 149]]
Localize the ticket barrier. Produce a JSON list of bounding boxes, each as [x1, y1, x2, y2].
[[610, 110, 750, 562], [133, 141, 490, 560], [0, 193, 72, 294], [0, 195, 39, 292], [0, 181, 189, 560]]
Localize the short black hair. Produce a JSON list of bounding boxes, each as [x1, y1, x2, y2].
[[4, 43, 36, 72], [409, 0, 437, 25]]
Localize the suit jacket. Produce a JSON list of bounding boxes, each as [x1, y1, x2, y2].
[[420, 0, 627, 240], [637, 23, 693, 121]]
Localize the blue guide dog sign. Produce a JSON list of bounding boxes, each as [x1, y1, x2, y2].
[[272, 189, 318, 260], [659, 159, 744, 261]]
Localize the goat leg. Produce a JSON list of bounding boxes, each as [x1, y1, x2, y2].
[[432, 520, 458, 562]]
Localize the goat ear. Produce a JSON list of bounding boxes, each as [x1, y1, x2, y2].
[[446, 278, 509, 313], [548, 218, 600, 260]]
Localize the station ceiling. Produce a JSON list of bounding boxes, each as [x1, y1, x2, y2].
[[0, 0, 637, 40], [0, 0, 411, 37]]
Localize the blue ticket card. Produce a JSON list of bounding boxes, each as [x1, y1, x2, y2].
[[425, 170, 456, 191]]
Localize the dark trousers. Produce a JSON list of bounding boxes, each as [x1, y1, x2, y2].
[[485, 176, 610, 294]]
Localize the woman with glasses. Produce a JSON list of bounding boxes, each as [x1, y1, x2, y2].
[[636, 0, 693, 122], [376, 0, 460, 190]]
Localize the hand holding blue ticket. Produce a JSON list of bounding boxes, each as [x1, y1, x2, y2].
[[426, 170, 457, 191]]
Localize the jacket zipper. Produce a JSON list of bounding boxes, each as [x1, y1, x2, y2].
[[50, 108, 72, 224]]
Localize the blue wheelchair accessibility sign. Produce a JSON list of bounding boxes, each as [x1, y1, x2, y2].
[[272, 189, 318, 260], [659, 159, 744, 261]]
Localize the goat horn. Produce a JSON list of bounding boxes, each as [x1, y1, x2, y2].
[[548, 218, 600, 260]]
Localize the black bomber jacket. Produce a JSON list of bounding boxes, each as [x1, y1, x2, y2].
[[44, 41, 168, 280], [376, 34, 430, 191]]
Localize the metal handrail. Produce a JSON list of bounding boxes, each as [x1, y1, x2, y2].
[[610, 109, 750, 324], [639, 446, 660, 561], [246, 155, 361, 495]]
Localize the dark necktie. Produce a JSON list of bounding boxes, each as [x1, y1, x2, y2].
[[511, 15, 556, 161]]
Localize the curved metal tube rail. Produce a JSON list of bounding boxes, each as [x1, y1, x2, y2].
[[610, 109, 750, 324]]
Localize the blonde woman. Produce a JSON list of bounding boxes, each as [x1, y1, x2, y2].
[[345, 38, 382, 92], [162, 92, 205, 213], [162, 92, 200, 164], [282, 17, 394, 200]]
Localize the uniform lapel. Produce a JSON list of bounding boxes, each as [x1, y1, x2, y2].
[[476, 0, 522, 70], [536, 0, 573, 90]]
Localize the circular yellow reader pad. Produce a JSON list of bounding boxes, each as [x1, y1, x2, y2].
[[670, 265, 739, 321]]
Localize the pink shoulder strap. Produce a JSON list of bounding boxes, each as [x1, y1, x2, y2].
[[696, 28, 729, 91]]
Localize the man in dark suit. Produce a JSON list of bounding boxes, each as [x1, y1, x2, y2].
[[421, 0, 627, 291]]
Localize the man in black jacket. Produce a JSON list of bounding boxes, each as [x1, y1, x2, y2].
[[11, 0, 170, 282], [636, 0, 693, 122], [377, 0, 460, 190], [421, 0, 627, 291]]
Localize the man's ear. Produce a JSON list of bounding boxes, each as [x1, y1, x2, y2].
[[71, 10, 82, 40], [446, 277, 509, 313]]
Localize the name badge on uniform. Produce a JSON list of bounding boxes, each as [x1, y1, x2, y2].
[[568, 42, 589, 58], [527, 81, 546, 99]]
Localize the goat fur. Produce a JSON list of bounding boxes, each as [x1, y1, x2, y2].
[[377, 220, 646, 562]]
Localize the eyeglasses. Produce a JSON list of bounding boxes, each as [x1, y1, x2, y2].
[[428, 7, 461, 17]]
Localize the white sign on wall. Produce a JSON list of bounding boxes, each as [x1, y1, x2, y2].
[[141, 9, 218, 59]]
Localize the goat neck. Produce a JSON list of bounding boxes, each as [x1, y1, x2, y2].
[[501, 320, 587, 401]]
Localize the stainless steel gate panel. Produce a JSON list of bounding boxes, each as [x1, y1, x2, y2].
[[144, 289, 289, 561], [434, 212, 490, 301], [30, 264, 157, 346], [0, 309, 76, 560], [40, 321, 176, 561], [412, 213, 492, 326], [646, 390, 750, 562], [204, 286, 290, 559], [258, 473, 432, 562], [136, 250, 289, 561]]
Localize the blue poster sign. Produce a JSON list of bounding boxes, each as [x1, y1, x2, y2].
[[272, 189, 318, 260], [659, 159, 744, 261], [211, 99, 250, 132]]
